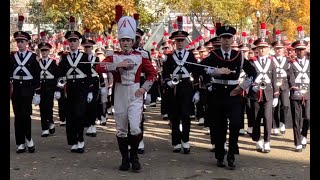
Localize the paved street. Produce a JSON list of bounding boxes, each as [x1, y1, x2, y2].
[[10, 101, 310, 180]]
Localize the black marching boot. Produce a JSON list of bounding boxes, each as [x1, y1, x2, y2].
[[117, 137, 130, 171], [129, 134, 142, 172]]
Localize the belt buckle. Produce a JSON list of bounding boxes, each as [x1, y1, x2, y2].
[[19, 76, 23, 80], [73, 74, 76, 79]]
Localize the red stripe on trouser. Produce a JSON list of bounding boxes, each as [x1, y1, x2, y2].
[[258, 89, 263, 102]]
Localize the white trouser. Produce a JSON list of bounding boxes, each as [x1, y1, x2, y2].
[[114, 82, 143, 137]]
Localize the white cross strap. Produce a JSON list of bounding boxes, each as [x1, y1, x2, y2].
[[293, 60, 310, 83], [172, 50, 190, 78], [274, 56, 287, 78], [39, 59, 54, 79], [90, 56, 99, 77], [13, 52, 33, 80], [254, 58, 272, 84], [66, 53, 87, 79]]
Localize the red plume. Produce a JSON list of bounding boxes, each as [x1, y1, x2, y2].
[[115, 5, 123, 23], [173, 23, 178, 30], [260, 22, 266, 29], [275, 30, 281, 35], [69, 16, 76, 30], [297, 26, 303, 31], [69, 16, 75, 22], [85, 28, 90, 33], [17, 15, 24, 31], [241, 32, 247, 37], [177, 16, 183, 31], [18, 15, 24, 22], [40, 31, 46, 37], [164, 32, 169, 36], [134, 13, 139, 27], [133, 13, 139, 20], [215, 22, 221, 29], [210, 29, 215, 34]]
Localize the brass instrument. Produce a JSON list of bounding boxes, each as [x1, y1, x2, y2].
[[276, 79, 283, 86], [258, 80, 267, 90], [171, 75, 180, 85], [175, 60, 236, 73], [300, 84, 309, 94], [57, 77, 67, 87]]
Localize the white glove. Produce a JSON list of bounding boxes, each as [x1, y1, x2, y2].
[[87, 92, 93, 103], [272, 98, 279, 107], [32, 94, 41, 105], [108, 88, 112, 96], [252, 85, 259, 92], [54, 91, 61, 100], [100, 87, 108, 95], [167, 81, 175, 88], [145, 94, 151, 105], [207, 85, 213, 92], [192, 91, 200, 104], [205, 67, 216, 75]]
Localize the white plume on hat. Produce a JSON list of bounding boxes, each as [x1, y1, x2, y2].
[[117, 16, 136, 40]]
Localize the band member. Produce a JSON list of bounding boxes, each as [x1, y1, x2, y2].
[[57, 46, 69, 126], [10, 15, 41, 153], [81, 35, 100, 137], [238, 34, 251, 136], [95, 48, 110, 126], [160, 41, 172, 120], [289, 28, 310, 151], [203, 36, 221, 151], [132, 16, 152, 154], [162, 16, 200, 154], [38, 32, 59, 137], [54, 16, 93, 153], [201, 25, 257, 168], [248, 23, 279, 153], [96, 15, 157, 171], [271, 30, 292, 136]]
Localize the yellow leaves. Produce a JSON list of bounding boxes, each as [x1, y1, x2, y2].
[[42, 0, 136, 33]]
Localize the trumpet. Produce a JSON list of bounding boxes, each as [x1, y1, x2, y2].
[[57, 77, 67, 87], [171, 76, 180, 85], [258, 80, 267, 90], [276, 79, 283, 86], [300, 84, 309, 94]]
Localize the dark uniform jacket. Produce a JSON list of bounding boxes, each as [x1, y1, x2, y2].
[[289, 57, 310, 100], [10, 51, 41, 96], [57, 50, 93, 97], [201, 49, 257, 102], [247, 56, 279, 102]]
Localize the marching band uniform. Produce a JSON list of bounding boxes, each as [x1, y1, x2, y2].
[[55, 26, 93, 153], [82, 38, 100, 137], [10, 18, 41, 153], [248, 37, 279, 153], [38, 35, 59, 137], [162, 18, 200, 154], [201, 26, 257, 168], [95, 48, 110, 126], [271, 35, 292, 135], [289, 39, 310, 152], [160, 41, 172, 120], [96, 16, 157, 171], [133, 26, 152, 154], [203, 37, 221, 151], [57, 50, 69, 126]]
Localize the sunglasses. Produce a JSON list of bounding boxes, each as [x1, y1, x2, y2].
[[40, 49, 49, 52], [68, 38, 78, 42]]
